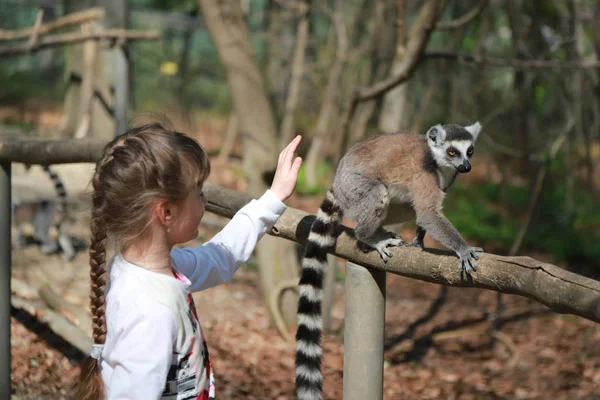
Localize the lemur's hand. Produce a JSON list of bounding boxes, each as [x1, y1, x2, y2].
[[270, 135, 303, 202], [458, 247, 483, 276]]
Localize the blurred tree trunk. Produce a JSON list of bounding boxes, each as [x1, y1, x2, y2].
[[506, 0, 532, 184], [378, 0, 409, 133], [62, 0, 128, 140], [303, 0, 348, 189], [346, 0, 393, 147], [178, 7, 199, 130], [278, 0, 310, 149], [198, 0, 300, 328], [39, 5, 59, 79], [265, 0, 287, 117]]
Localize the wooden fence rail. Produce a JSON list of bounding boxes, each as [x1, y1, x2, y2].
[[2, 137, 600, 398], [2, 137, 600, 323]]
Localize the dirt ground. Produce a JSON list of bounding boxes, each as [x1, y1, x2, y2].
[[8, 111, 600, 399]]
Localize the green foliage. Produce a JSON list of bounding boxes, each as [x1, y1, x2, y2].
[[445, 180, 600, 270], [445, 183, 520, 249], [295, 161, 332, 195]]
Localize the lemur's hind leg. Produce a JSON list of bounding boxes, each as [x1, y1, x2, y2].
[[351, 181, 404, 262], [33, 202, 59, 254], [58, 223, 76, 261], [409, 225, 426, 248]]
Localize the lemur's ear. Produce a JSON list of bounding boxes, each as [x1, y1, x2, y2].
[[427, 124, 446, 146], [465, 122, 482, 142]]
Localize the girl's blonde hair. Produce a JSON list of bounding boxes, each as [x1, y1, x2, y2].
[[77, 121, 210, 400]]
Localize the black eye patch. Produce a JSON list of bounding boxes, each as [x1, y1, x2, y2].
[[467, 146, 474, 156], [447, 147, 458, 156]]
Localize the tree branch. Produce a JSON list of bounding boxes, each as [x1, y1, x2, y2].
[[435, 0, 490, 30], [26, 9, 44, 49], [0, 7, 105, 41], [2, 137, 600, 324], [423, 50, 600, 69], [0, 29, 160, 57]]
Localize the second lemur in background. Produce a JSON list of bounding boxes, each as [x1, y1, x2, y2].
[[295, 122, 483, 400]]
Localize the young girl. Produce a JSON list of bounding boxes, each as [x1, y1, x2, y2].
[[78, 121, 303, 400]]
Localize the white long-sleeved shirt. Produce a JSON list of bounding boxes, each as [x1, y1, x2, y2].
[[99, 190, 287, 399]]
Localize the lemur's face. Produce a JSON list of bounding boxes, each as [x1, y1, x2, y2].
[[427, 123, 481, 173], [440, 139, 475, 173]]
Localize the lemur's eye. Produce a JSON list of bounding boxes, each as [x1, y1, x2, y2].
[[467, 149, 474, 156], [447, 150, 457, 157]]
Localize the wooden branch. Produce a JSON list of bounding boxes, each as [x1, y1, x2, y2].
[[3, 137, 600, 324], [0, 7, 105, 41], [26, 9, 44, 49], [423, 51, 600, 69], [0, 29, 160, 57], [436, 0, 490, 30], [355, 0, 445, 101], [11, 278, 39, 300], [38, 284, 92, 333], [11, 296, 92, 355], [0, 137, 106, 165], [202, 183, 600, 324]]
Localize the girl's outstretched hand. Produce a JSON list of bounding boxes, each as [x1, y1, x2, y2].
[[270, 135, 303, 202]]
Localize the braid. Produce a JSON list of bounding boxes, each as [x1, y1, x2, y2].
[[89, 170, 108, 344], [87, 136, 128, 342], [77, 148, 117, 400], [77, 121, 211, 399]]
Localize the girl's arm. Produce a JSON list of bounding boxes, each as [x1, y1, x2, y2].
[[106, 299, 177, 399], [171, 189, 286, 291], [172, 135, 302, 292]]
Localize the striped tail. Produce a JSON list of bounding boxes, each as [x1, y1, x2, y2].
[[42, 166, 68, 221], [296, 190, 342, 400]]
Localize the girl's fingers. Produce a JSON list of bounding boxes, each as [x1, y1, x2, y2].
[[285, 136, 302, 166], [279, 139, 291, 164], [280, 135, 301, 168], [291, 156, 302, 175]]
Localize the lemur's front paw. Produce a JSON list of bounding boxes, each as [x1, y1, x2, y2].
[[375, 237, 404, 263], [458, 247, 483, 276]]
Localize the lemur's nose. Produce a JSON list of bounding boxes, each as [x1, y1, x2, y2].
[[458, 162, 471, 173]]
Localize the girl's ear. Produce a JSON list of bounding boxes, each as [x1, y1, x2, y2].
[[154, 200, 175, 229]]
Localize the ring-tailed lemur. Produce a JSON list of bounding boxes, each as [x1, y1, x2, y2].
[[12, 165, 76, 261], [295, 123, 483, 400]]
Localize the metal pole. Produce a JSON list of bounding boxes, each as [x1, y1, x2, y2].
[[0, 162, 11, 397], [343, 262, 386, 400]]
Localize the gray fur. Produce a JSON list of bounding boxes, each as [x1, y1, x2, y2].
[[334, 121, 483, 274], [295, 122, 483, 400]]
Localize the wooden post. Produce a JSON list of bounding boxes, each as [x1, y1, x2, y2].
[[0, 162, 11, 397], [114, 46, 129, 136], [343, 262, 386, 400]]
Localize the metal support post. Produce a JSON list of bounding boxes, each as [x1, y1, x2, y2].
[[0, 162, 11, 397], [343, 262, 386, 400]]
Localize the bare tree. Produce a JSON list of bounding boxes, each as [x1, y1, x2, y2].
[[198, 0, 300, 328], [278, 0, 311, 149], [303, 0, 348, 189]]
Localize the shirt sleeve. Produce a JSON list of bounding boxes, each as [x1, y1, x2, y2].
[[171, 189, 287, 292], [106, 299, 178, 400]]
